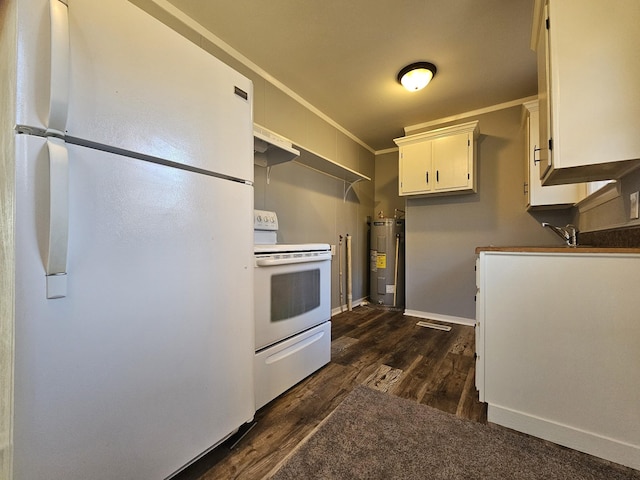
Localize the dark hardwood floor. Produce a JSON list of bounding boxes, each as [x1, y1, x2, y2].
[[174, 306, 486, 480]]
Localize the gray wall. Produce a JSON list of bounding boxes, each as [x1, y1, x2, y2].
[[249, 80, 375, 310], [376, 106, 574, 322], [374, 151, 405, 219], [254, 160, 373, 309]]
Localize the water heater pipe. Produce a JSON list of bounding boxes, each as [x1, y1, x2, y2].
[[338, 235, 344, 313], [393, 233, 400, 307], [346, 234, 352, 311]]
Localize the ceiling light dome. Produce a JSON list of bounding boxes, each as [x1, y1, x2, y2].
[[397, 62, 437, 92]]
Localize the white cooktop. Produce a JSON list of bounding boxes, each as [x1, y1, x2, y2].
[[254, 209, 329, 253]]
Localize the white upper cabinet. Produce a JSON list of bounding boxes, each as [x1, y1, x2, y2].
[[522, 101, 586, 209], [395, 121, 479, 197], [532, 0, 640, 186]]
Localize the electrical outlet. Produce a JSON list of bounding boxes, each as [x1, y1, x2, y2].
[[330, 244, 336, 255], [630, 191, 639, 220]]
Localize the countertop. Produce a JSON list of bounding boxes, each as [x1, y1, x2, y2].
[[475, 245, 640, 254]]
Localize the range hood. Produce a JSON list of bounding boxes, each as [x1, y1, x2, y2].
[[254, 124, 300, 167]]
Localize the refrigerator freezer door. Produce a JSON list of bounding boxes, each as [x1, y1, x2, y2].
[[16, 0, 253, 181], [13, 135, 255, 480]]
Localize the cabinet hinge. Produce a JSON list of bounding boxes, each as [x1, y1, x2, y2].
[[546, 17, 550, 30], [548, 138, 553, 151], [468, 139, 470, 146], [467, 173, 470, 180]]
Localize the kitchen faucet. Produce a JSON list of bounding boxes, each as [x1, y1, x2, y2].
[[541, 222, 578, 247]]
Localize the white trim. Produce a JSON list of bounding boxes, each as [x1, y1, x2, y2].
[[331, 297, 366, 317], [580, 219, 640, 234], [576, 180, 619, 213], [402, 309, 475, 327], [376, 147, 399, 155], [141, 0, 375, 154], [575, 180, 640, 232], [395, 120, 479, 146], [530, 0, 545, 51], [403, 96, 538, 136], [488, 404, 640, 471]]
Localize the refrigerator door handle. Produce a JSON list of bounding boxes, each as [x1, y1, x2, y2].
[[47, 0, 70, 137], [46, 137, 69, 299]]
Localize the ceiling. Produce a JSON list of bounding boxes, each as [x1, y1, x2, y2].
[[165, 0, 538, 152]]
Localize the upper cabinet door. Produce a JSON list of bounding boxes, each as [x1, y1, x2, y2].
[[534, 0, 640, 185], [16, 0, 253, 181], [535, 3, 552, 178], [398, 141, 433, 195], [523, 101, 586, 209], [432, 132, 471, 192], [395, 121, 478, 197]]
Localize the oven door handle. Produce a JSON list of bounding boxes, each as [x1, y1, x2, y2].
[[255, 254, 331, 267]]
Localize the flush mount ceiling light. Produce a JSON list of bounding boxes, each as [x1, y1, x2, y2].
[[397, 62, 437, 92]]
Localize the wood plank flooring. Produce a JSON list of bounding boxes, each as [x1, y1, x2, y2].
[[173, 306, 486, 480]]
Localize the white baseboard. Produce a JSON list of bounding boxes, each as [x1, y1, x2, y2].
[[402, 309, 475, 327], [488, 404, 640, 471], [331, 297, 366, 317]]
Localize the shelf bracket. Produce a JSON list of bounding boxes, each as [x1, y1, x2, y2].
[[343, 179, 362, 202]]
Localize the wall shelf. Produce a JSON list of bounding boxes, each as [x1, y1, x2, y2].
[[293, 146, 370, 201], [254, 125, 370, 201], [294, 147, 370, 183]]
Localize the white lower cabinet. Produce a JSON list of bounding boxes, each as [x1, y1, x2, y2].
[[476, 250, 640, 470]]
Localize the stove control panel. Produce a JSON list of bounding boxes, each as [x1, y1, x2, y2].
[[254, 209, 278, 231]]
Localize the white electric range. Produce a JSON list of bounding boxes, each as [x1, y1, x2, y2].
[[253, 210, 332, 409]]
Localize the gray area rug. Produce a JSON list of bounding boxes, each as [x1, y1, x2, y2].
[[268, 386, 640, 480]]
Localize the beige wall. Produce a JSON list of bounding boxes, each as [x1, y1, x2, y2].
[[379, 106, 574, 321]]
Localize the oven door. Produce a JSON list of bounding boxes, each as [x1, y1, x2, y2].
[[254, 253, 331, 350]]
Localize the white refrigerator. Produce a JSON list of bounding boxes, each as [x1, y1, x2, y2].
[[2, 0, 255, 479]]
